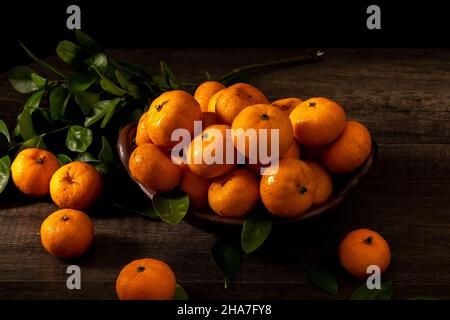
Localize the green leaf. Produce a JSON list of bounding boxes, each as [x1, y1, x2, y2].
[[204, 70, 212, 80], [19, 135, 46, 151], [100, 98, 121, 128], [94, 162, 110, 174], [173, 284, 189, 300], [74, 152, 97, 163], [84, 100, 110, 127], [115, 70, 141, 98], [0, 155, 11, 194], [8, 66, 46, 94], [303, 263, 338, 295], [0, 120, 11, 143], [57, 154, 72, 165], [18, 109, 36, 140], [98, 136, 115, 164], [75, 30, 102, 52], [56, 40, 83, 65], [18, 41, 66, 79], [49, 86, 69, 120], [24, 89, 45, 110], [90, 65, 128, 96], [241, 212, 272, 253], [152, 192, 189, 226], [68, 73, 98, 93], [85, 53, 107, 73], [66, 125, 93, 152], [112, 202, 160, 220], [113, 60, 151, 80], [160, 60, 181, 89], [74, 91, 100, 116], [350, 281, 393, 300], [211, 240, 243, 289]]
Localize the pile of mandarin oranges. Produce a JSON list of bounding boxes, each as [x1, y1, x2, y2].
[[131, 81, 373, 219], [6, 80, 391, 300]]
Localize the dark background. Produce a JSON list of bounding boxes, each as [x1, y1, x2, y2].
[[0, 0, 447, 71]]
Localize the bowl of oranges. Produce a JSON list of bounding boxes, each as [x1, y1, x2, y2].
[[117, 81, 376, 232]]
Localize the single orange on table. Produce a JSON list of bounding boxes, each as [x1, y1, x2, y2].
[[187, 124, 235, 178], [304, 160, 333, 205], [179, 170, 212, 210], [40, 209, 94, 259], [129, 143, 181, 193], [208, 83, 269, 125], [260, 158, 317, 218], [289, 97, 346, 147], [271, 97, 303, 116], [11, 148, 60, 197], [135, 111, 152, 146], [208, 168, 259, 218], [320, 120, 372, 174], [116, 258, 176, 300], [339, 228, 391, 279], [232, 104, 294, 161], [194, 81, 226, 112], [146, 90, 202, 148], [50, 161, 103, 210]]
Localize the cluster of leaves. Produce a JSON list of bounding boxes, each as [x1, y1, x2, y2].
[[0, 31, 205, 218]]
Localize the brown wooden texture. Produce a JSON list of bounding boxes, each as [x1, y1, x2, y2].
[[0, 49, 449, 299]]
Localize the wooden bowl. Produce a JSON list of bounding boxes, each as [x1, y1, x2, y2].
[[117, 123, 377, 233]]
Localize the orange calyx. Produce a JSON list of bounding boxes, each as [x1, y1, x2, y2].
[[363, 236, 374, 245], [137, 266, 146, 273], [260, 113, 270, 120], [35, 157, 44, 165], [61, 215, 70, 222], [309, 102, 316, 107], [299, 186, 308, 194]]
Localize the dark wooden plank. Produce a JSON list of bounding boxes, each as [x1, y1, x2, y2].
[[0, 143, 449, 299], [1, 48, 450, 299]]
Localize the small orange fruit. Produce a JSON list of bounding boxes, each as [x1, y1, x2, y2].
[[116, 258, 176, 300], [289, 97, 346, 147], [282, 141, 301, 159], [271, 97, 302, 116], [50, 162, 103, 210], [208, 83, 269, 125], [232, 104, 294, 161], [11, 148, 60, 197], [187, 124, 235, 178], [129, 143, 181, 193], [135, 112, 152, 146], [179, 170, 212, 210], [339, 228, 391, 279], [194, 81, 226, 112], [208, 168, 259, 218], [320, 120, 372, 174], [40, 209, 94, 258], [201, 112, 219, 130], [260, 158, 317, 218], [304, 161, 333, 205], [146, 90, 202, 148]]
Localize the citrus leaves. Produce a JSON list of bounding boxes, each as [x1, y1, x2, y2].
[[211, 240, 243, 289], [173, 284, 189, 300], [8, 66, 46, 94], [350, 281, 393, 300], [84, 99, 121, 128], [241, 211, 272, 253], [0, 155, 11, 194], [66, 126, 92, 152], [152, 192, 189, 226], [56, 40, 83, 65], [49, 86, 70, 120], [303, 263, 338, 295], [0, 120, 11, 143]]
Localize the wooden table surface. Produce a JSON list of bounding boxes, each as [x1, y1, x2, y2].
[[0, 48, 449, 300]]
